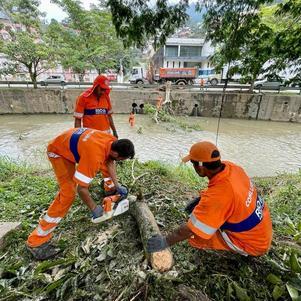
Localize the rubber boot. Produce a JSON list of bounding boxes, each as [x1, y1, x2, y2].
[[26, 241, 61, 261]]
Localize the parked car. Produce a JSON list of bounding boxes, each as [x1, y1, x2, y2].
[[40, 75, 66, 86], [254, 76, 284, 89]]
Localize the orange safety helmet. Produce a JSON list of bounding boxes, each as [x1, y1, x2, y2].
[[182, 141, 221, 163]]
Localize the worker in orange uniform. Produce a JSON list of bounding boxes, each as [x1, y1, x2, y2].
[[74, 75, 118, 138], [156, 95, 163, 110], [26, 128, 135, 260], [129, 112, 135, 127], [147, 141, 272, 257]]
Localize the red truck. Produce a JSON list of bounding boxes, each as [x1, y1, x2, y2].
[[157, 67, 198, 85], [130, 66, 197, 85]]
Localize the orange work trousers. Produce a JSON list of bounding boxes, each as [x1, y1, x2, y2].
[[189, 231, 232, 252], [27, 155, 115, 248], [27, 156, 77, 247]]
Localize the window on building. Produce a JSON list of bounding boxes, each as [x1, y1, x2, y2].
[[167, 61, 169, 67], [184, 62, 200, 68], [180, 46, 202, 57], [172, 61, 175, 68], [165, 46, 178, 57], [179, 62, 181, 68]]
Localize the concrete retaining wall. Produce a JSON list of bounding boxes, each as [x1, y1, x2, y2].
[[0, 88, 300, 122]]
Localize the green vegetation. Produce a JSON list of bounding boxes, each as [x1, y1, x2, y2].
[[202, 0, 275, 91], [144, 103, 203, 132], [0, 157, 300, 300], [48, 0, 135, 77]]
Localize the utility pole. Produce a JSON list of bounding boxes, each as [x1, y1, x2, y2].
[[118, 58, 124, 83]]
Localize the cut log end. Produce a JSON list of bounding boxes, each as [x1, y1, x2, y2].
[[129, 200, 174, 272], [150, 248, 174, 272]]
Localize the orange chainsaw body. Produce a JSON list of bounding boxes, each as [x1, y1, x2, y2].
[[102, 194, 122, 212]]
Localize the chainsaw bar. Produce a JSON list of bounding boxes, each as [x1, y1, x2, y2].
[[91, 198, 129, 224]]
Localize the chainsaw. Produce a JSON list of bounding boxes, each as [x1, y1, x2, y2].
[[91, 193, 129, 224]]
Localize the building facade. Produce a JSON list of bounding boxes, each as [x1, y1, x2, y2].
[[152, 37, 216, 78]]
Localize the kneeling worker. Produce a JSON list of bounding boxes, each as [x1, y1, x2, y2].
[[147, 141, 272, 257], [27, 128, 134, 260]]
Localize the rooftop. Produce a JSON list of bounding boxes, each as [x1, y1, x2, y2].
[[166, 37, 205, 46]]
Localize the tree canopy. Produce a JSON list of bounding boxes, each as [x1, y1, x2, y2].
[[201, 0, 273, 81], [107, 0, 189, 48], [0, 0, 58, 87]]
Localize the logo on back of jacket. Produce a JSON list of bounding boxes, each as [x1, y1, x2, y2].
[[95, 108, 108, 115]]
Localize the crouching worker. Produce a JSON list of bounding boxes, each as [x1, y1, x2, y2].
[[147, 141, 272, 257], [27, 128, 135, 260]]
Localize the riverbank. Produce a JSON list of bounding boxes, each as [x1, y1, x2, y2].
[[0, 158, 300, 300], [1, 114, 301, 177], [0, 88, 300, 122]]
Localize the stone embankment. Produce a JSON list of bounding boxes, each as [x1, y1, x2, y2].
[[0, 88, 300, 122]]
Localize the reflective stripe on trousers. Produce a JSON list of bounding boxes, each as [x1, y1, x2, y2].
[[35, 213, 63, 237], [219, 230, 249, 256]]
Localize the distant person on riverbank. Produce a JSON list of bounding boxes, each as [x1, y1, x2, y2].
[[129, 112, 135, 127], [74, 75, 119, 138], [26, 128, 134, 260], [147, 141, 272, 257]]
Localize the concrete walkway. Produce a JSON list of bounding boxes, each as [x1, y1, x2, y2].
[[0, 222, 21, 248]]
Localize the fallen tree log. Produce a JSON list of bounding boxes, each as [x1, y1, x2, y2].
[[129, 200, 174, 272]]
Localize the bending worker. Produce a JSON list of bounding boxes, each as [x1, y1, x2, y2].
[[147, 141, 272, 257], [74, 75, 119, 138], [27, 128, 134, 260]]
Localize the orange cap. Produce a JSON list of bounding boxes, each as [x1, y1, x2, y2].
[[182, 141, 221, 163], [94, 75, 110, 90]]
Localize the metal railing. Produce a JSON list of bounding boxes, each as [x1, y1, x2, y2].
[[0, 80, 300, 94]]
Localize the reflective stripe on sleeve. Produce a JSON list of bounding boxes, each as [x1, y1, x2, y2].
[[220, 230, 248, 256], [189, 213, 217, 235], [47, 152, 60, 158], [37, 225, 56, 237], [74, 112, 84, 118], [43, 214, 62, 224], [74, 171, 93, 184]]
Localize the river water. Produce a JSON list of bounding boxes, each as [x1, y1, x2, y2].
[[0, 114, 300, 177]]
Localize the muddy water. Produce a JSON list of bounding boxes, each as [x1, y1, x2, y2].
[[0, 114, 300, 177]]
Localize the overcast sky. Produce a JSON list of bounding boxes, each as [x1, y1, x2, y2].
[[39, 0, 181, 22], [39, 0, 99, 21]]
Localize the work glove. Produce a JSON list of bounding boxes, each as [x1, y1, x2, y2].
[[112, 130, 118, 138], [185, 197, 201, 215], [116, 185, 128, 197], [91, 205, 103, 219], [147, 235, 168, 253]]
